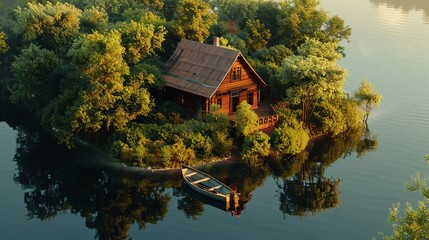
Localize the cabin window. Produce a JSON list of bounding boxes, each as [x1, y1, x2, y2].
[[217, 98, 222, 107], [232, 67, 241, 81], [231, 90, 239, 97], [181, 94, 185, 104], [248, 92, 254, 106]]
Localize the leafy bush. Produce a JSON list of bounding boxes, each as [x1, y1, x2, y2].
[[161, 138, 195, 168], [111, 126, 149, 167], [185, 132, 213, 159], [312, 98, 363, 136], [242, 131, 271, 162], [212, 131, 234, 157], [236, 101, 259, 137], [270, 117, 309, 155]]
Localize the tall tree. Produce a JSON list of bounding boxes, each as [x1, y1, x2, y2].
[[118, 20, 166, 65], [279, 39, 347, 125], [217, 0, 258, 33], [14, 1, 81, 53], [173, 0, 217, 42], [244, 19, 271, 52], [276, 0, 351, 51], [79, 6, 108, 34], [10, 44, 59, 114], [46, 30, 153, 147], [354, 79, 382, 125]]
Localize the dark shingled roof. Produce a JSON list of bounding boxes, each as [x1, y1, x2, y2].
[[163, 39, 267, 98]]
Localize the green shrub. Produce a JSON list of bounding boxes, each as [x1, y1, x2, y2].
[[185, 132, 213, 159], [312, 99, 363, 136], [236, 101, 259, 137], [161, 138, 195, 168], [242, 131, 271, 162], [212, 131, 234, 157], [270, 118, 309, 155]]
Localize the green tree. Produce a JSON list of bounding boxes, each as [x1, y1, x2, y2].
[[0, 31, 8, 54], [217, 0, 257, 33], [118, 20, 166, 65], [242, 131, 271, 162], [46, 30, 153, 146], [270, 117, 309, 155], [235, 101, 259, 137], [10, 44, 59, 114], [278, 39, 347, 125], [14, 1, 81, 53], [380, 155, 429, 239], [354, 79, 382, 125], [251, 45, 293, 99], [173, 0, 217, 42], [254, 0, 280, 41], [276, 0, 351, 51], [244, 19, 271, 51], [79, 6, 108, 34]]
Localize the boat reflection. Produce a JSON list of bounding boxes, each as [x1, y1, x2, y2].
[[180, 182, 252, 219]]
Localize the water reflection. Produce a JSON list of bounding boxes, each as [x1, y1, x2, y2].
[[271, 129, 378, 218], [6, 107, 378, 238], [11, 124, 180, 239], [370, 0, 429, 18]]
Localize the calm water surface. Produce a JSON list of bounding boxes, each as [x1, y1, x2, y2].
[[1, 0, 429, 239]]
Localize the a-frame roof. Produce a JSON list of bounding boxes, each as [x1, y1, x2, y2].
[[163, 39, 267, 98]]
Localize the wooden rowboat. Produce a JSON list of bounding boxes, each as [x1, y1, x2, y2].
[[181, 164, 234, 206]]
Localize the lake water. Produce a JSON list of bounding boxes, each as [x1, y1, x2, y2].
[[1, 0, 429, 239]]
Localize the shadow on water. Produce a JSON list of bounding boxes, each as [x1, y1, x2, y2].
[[1, 102, 379, 238], [370, 0, 429, 19]]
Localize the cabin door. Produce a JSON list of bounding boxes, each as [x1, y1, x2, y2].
[[231, 90, 240, 113]]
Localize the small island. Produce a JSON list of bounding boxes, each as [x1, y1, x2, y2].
[[0, 0, 381, 170]]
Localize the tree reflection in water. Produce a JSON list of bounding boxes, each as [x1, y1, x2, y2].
[[272, 128, 378, 218], [370, 0, 429, 19], [10, 116, 379, 237], [12, 125, 178, 239]]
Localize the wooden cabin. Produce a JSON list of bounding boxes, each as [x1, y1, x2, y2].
[[163, 38, 268, 115]]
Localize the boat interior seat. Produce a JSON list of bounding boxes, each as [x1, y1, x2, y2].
[[207, 185, 222, 191], [185, 172, 197, 177], [192, 177, 210, 184]]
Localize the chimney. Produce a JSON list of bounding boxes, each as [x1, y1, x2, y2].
[[213, 36, 220, 47]]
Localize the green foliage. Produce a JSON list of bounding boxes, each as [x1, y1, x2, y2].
[[242, 131, 271, 162], [270, 117, 309, 155], [235, 101, 259, 137], [251, 45, 293, 99], [118, 20, 166, 64], [217, 0, 257, 33], [380, 169, 429, 240], [173, 0, 217, 42], [184, 132, 212, 159], [244, 19, 271, 51], [279, 39, 347, 125], [14, 1, 81, 52], [312, 98, 363, 136], [354, 79, 383, 124], [112, 127, 149, 167], [0, 31, 8, 54], [10, 44, 60, 113], [44, 30, 154, 146], [211, 131, 234, 157], [79, 6, 108, 34], [161, 138, 195, 168], [276, 0, 351, 51]]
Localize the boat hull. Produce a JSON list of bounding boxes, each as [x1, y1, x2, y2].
[[181, 165, 232, 205]]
